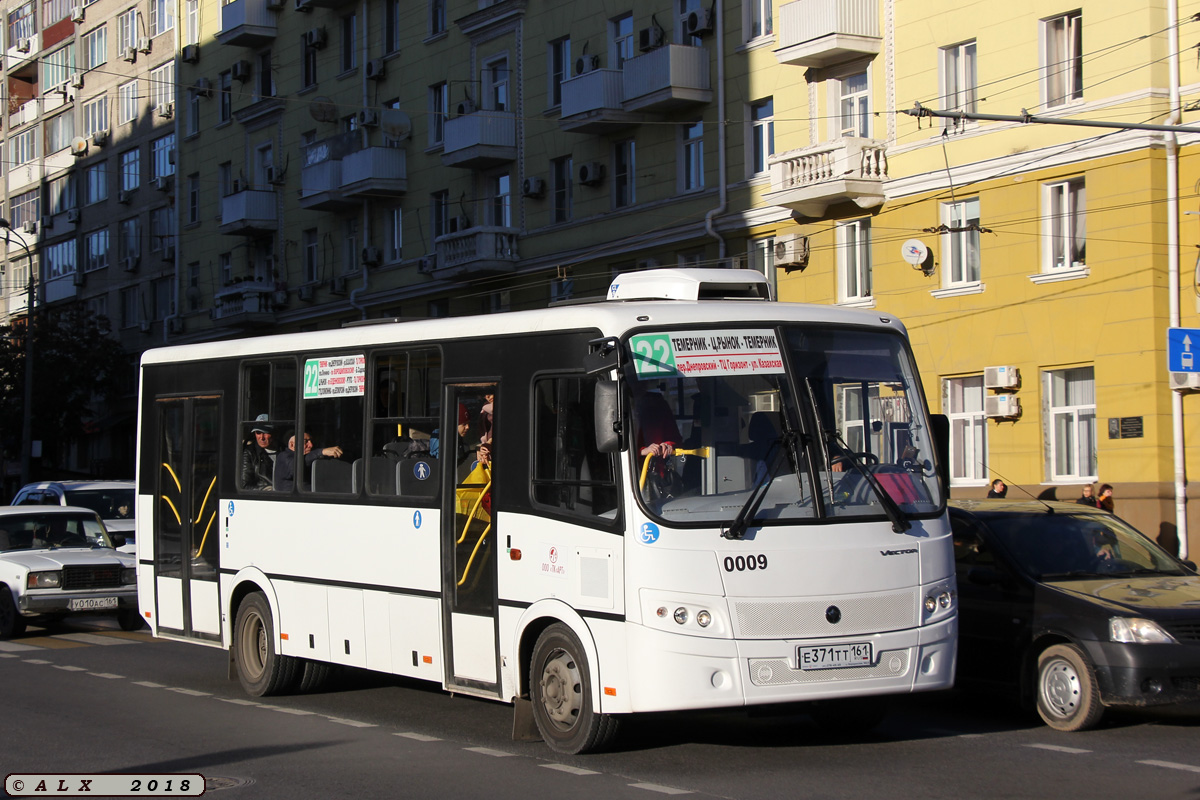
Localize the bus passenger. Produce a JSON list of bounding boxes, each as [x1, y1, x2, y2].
[[241, 414, 278, 490], [275, 432, 343, 492]]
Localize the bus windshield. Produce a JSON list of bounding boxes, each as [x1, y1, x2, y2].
[[629, 324, 942, 526]]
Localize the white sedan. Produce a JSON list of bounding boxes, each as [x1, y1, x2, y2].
[[0, 505, 139, 638]]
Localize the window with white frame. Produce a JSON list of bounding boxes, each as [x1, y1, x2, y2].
[[1043, 10, 1082, 108], [747, 0, 772, 40], [302, 32, 317, 88], [303, 228, 318, 283], [429, 0, 445, 36], [944, 376, 987, 484], [44, 45, 76, 87], [342, 217, 358, 273], [431, 190, 449, 239], [151, 206, 174, 252], [120, 285, 139, 328], [149, 61, 173, 109], [836, 70, 870, 138], [85, 162, 108, 204], [186, 85, 200, 136], [86, 229, 109, 271], [185, 0, 198, 45], [116, 8, 136, 52], [219, 71, 232, 123], [940, 40, 977, 121], [151, 134, 174, 178], [44, 0, 71, 26], [748, 97, 774, 175], [1043, 177, 1085, 272], [47, 173, 75, 214], [614, 138, 635, 208], [118, 79, 138, 123], [11, 129, 37, 166], [746, 236, 776, 297], [47, 111, 75, 153], [186, 263, 200, 311], [120, 148, 139, 190], [1045, 366, 1096, 481], [611, 13, 634, 69], [837, 218, 872, 303], [219, 252, 232, 284], [678, 0, 702, 46], [387, 207, 401, 262], [484, 56, 509, 111], [383, 0, 399, 54], [255, 50, 275, 100], [941, 197, 980, 286], [490, 173, 512, 227], [45, 240, 76, 279], [340, 13, 356, 72], [552, 155, 572, 223], [680, 122, 704, 191], [548, 37, 570, 108], [10, 190, 37, 229], [86, 294, 108, 323], [8, 1, 35, 43], [149, 0, 172, 36], [187, 173, 199, 224], [82, 95, 107, 135], [428, 82, 447, 146], [118, 216, 140, 261], [83, 26, 106, 68]]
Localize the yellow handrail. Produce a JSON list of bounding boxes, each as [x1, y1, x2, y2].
[[195, 510, 216, 557], [639, 447, 711, 491], [456, 520, 492, 587], [160, 495, 181, 525], [162, 462, 182, 493], [196, 475, 216, 525]]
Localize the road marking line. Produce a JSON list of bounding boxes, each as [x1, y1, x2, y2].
[[24, 659, 52, 664], [167, 687, 212, 697], [326, 717, 376, 728], [0, 653, 20, 658], [88, 672, 124, 679], [464, 747, 515, 757], [269, 707, 315, 715], [16, 637, 87, 649], [1025, 744, 1092, 754], [1138, 760, 1200, 774], [216, 698, 261, 706], [93, 630, 156, 642], [54, 633, 135, 646], [134, 680, 165, 688], [541, 764, 599, 776], [629, 783, 693, 795], [53, 665, 87, 671], [394, 732, 441, 742], [0, 641, 41, 652]]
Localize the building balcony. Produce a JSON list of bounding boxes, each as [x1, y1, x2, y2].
[[442, 110, 516, 169], [559, 68, 641, 134], [216, 0, 279, 47], [341, 146, 406, 198], [775, 0, 881, 68], [5, 33, 40, 70], [9, 98, 38, 128], [43, 273, 80, 305], [6, 288, 28, 316], [299, 133, 356, 211], [219, 188, 278, 235], [211, 280, 277, 328], [765, 137, 887, 218], [8, 161, 44, 194], [622, 44, 711, 113], [432, 226, 519, 279]]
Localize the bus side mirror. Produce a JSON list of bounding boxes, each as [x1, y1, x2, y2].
[[930, 413, 950, 498], [594, 378, 622, 453]]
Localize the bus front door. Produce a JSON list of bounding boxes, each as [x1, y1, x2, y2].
[[441, 383, 499, 694], [151, 395, 222, 642]]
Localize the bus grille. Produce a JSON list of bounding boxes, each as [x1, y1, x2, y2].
[[747, 649, 912, 686], [61, 565, 123, 590], [732, 589, 918, 638]]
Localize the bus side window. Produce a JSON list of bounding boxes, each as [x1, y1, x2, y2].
[[240, 359, 297, 492], [531, 376, 618, 520], [371, 349, 441, 500]]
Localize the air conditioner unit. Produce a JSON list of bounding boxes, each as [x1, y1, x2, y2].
[[266, 166, 284, 185], [304, 28, 326, 49], [230, 179, 243, 194], [773, 234, 810, 271], [71, 5, 84, 22], [181, 44, 199, 63], [70, 72, 83, 89], [574, 55, 600, 76], [455, 99, 475, 117], [73, 270, 86, 287], [121, 46, 136, 62], [90, 130, 108, 147], [40, 215, 52, 230], [366, 58, 385, 80], [686, 8, 715, 36], [984, 365, 1020, 390], [122, 256, 139, 272], [578, 161, 605, 186], [16, 38, 31, 53], [984, 394, 1021, 419], [168, 317, 184, 334], [117, 189, 133, 204], [139, 320, 152, 333], [231, 60, 251, 82], [362, 246, 381, 266], [154, 176, 171, 192], [155, 102, 174, 119], [1170, 371, 1200, 392], [521, 177, 545, 198], [162, 243, 176, 260], [639, 27, 664, 52], [417, 255, 436, 274], [21, 220, 36, 234], [66, 208, 81, 223], [138, 37, 151, 54], [295, 0, 314, 12], [358, 109, 380, 127], [330, 276, 347, 295], [297, 284, 314, 301], [193, 77, 213, 98]]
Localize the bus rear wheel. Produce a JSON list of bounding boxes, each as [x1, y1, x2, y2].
[[234, 592, 299, 696], [529, 623, 619, 754]]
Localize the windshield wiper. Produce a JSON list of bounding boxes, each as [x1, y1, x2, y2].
[[723, 430, 798, 541]]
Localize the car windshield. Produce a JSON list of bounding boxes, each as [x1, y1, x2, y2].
[[981, 511, 1187, 579], [627, 324, 942, 525], [63, 488, 135, 521], [0, 513, 113, 551]]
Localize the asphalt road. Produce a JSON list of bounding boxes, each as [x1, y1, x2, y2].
[[2, 618, 1199, 800]]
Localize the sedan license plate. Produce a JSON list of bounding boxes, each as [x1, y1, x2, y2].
[[798, 642, 873, 670], [68, 597, 118, 611]]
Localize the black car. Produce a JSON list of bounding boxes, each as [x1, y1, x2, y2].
[[949, 499, 1200, 731]]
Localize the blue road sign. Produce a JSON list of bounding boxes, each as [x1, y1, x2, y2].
[[1167, 327, 1200, 372]]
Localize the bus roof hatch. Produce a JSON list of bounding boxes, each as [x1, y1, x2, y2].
[[606, 268, 771, 302]]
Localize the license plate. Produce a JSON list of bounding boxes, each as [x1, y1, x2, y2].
[[68, 597, 119, 611], [798, 642, 873, 670]]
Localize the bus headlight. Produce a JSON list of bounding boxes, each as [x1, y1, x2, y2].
[[696, 610, 712, 627], [673, 607, 689, 625], [27, 571, 61, 589]]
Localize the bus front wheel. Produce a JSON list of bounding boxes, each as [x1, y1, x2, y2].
[[529, 623, 619, 754], [234, 592, 299, 697]]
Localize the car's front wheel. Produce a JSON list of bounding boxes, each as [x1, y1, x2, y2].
[[0, 587, 25, 639], [1036, 643, 1104, 731]]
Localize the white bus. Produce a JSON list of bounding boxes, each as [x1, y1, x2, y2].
[[135, 268, 956, 754]]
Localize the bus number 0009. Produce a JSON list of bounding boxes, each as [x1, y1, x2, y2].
[[723, 555, 767, 572]]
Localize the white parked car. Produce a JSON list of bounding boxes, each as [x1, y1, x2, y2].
[[0, 506, 140, 638], [11, 480, 136, 554]]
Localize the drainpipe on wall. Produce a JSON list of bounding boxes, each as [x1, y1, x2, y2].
[[1168, 0, 1188, 559], [703, 0, 727, 261], [163, 36, 183, 343], [349, 0, 370, 319]]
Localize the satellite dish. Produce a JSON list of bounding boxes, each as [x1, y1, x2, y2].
[[309, 96, 338, 123], [69, 136, 88, 156], [380, 109, 411, 141], [901, 239, 929, 267]]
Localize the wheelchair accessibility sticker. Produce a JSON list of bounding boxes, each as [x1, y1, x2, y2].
[[639, 522, 660, 545], [227, 500, 235, 516]]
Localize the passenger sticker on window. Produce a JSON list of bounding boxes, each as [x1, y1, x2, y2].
[[303, 354, 366, 398], [631, 330, 784, 379]]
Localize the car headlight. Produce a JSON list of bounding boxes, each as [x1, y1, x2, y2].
[[121, 568, 137, 585], [1110, 617, 1176, 644], [27, 571, 61, 589]]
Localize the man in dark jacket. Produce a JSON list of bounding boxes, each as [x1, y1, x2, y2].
[[241, 414, 277, 490]]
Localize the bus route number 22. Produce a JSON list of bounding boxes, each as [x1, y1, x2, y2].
[[723, 554, 768, 572]]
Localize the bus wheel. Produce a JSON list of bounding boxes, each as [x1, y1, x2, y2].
[[297, 659, 337, 693], [529, 623, 619, 754], [1037, 644, 1103, 732], [117, 609, 145, 631], [0, 587, 25, 639], [234, 592, 299, 697]]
